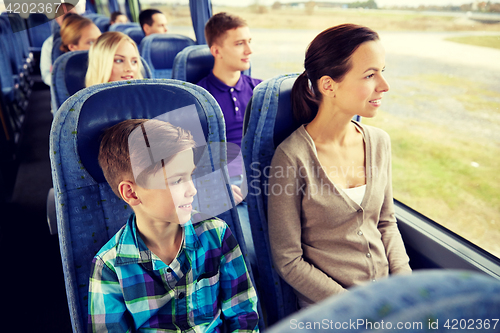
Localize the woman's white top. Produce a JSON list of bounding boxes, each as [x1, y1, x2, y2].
[[342, 184, 366, 206]]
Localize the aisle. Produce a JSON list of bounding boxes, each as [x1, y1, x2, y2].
[[0, 78, 72, 332]]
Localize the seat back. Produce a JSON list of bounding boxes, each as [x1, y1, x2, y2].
[[124, 27, 145, 47], [172, 44, 251, 84], [93, 16, 110, 32], [51, 36, 64, 64], [140, 34, 195, 79], [267, 270, 500, 333], [50, 50, 153, 112], [108, 22, 140, 32], [0, 15, 25, 76], [50, 79, 259, 332], [242, 74, 301, 326], [27, 13, 52, 51]]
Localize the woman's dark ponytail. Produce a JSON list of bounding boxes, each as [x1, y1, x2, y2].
[[292, 71, 319, 124]]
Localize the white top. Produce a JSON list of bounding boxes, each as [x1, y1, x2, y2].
[[342, 184, 366, 206]]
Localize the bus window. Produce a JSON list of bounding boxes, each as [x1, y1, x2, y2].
[[143, 0, 196, 40], [212, 3, 500, 258]]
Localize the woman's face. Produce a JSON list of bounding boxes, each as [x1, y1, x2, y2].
[[109, 40, 140, 82], [331, 40, 390, 118], [68, 23, 101, 51]]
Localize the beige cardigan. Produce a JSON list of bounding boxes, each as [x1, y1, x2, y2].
[[268, 122, 411, 305]]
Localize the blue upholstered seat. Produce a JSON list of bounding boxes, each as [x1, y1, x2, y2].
[[108, 22, 140, 33], [268, 270, 500, 333], [140, 34, 195, 79], [172, 44, 251, 84], [26, 13, 52, 52], [50, 50, 152, 112], [49, 79, 262, 332], [124, 26, 145, 46], [242, 74, 301, 326]]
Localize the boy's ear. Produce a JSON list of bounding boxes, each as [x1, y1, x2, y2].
[[118, 180, 141, 206], [143, 24, 151, 36], [318, 75, 338, 98]]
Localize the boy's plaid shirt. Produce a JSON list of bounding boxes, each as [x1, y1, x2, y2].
[[88, 213, 259, 332]]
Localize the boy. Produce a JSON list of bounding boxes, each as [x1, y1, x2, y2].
[[139, 9, 168, 36], [197, 13, 261, 192], [88, 119, 259, 332]]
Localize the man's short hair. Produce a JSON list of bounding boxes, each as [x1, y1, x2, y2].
[[204, 12, 247, 47], [139, 9, 163, 32], [110, 11, 125, 24], [98, 119, 195, 198]]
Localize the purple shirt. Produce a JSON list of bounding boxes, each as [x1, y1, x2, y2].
[[197, 72, 262, 177]]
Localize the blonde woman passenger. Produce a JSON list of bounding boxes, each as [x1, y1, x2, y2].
[[268, 24, 412, 309], [85, 32, 144, 87]]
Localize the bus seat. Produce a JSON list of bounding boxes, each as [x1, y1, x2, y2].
[[93, 16, 111, 32], [0, 35, 24, 140], [26, 13, 52, 53], [50, 50, 152, 112], [124, 27, 145, 47], [242, 73, 301, 326], [51, 36, 64, 64], [140, 34, 195, 79], [108, 22, 140, 33], [267, 270, 500, 332], [49, 79, 262, 332], [172, 44, 251, 84]]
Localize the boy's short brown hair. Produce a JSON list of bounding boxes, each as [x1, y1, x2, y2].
[[98, 119, 195, 198], [204, 12, 247, 47]]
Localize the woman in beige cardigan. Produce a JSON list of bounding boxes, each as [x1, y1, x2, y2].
[[268, 24, 412, 309]]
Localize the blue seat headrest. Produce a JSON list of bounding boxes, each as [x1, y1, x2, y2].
[[184, 47, 214, 84], [77, 83, 209, 183], [65, 51, 89, 96], [274, 77, 302, 148], [148, 34, 195, 70]]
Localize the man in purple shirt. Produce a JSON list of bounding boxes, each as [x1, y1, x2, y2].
[[197, 12, 261, 189], [197, 12, 261, 264]]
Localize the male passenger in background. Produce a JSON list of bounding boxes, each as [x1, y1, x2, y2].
[[139, 9, 168, 36], [197, 12, 262, 205], [109, 11, 128, 25]]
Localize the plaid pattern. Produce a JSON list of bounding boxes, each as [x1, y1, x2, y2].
[[88, 213, 259, 332]]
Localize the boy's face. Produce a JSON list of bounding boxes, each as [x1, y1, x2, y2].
[[135, 149, 197, 225], [214, 26, 252, 72]]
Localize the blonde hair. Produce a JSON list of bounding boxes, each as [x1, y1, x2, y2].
[[85, 31, 144, 87], [60, 14, 94, 53]]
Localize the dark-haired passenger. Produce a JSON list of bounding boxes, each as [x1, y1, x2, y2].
[[268, 24, 412, 309], [197, 12, 261, 204], [110, 11, 128, 25], [139, 8, 168, 36]]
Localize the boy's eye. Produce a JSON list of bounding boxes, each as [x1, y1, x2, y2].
[[365, 73, 374, 79]]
